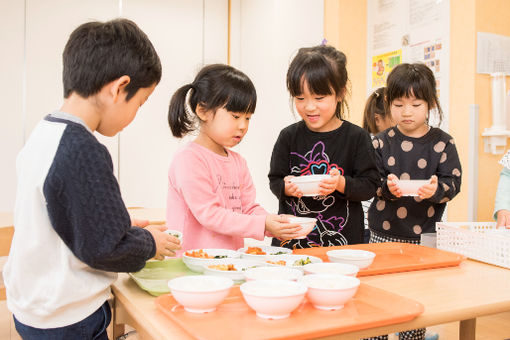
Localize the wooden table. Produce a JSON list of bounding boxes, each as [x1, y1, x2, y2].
[[111, 259, 510, 340]]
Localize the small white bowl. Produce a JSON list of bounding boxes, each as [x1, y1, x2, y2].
[[203, 258, 265, 282], [303, 262, 359, 277], [288, 217, 317, 239], [165, 229, 183, 241], [396, 179, 430, 196], [182, 249, 241, 273], [244, 266, 304, 281], [167, 275, 233, 313], [240, 279, 307, 319], [299, 274, 360, 310], [238, 246, 292, 261], [290, 175, 331, 196], [326, 249, 376, 269], [265, 254, 323, 271]]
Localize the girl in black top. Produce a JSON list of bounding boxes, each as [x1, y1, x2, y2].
[[268, 45, 379, 249]]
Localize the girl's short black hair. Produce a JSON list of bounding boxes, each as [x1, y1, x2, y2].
[[385, 63, 443, 124], [286, 45, 349, 119], [63, 18, 162, 101], [168, 64, 257, 138]]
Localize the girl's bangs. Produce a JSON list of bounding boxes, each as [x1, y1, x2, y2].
[[223, 84, 257, 114], [288, 56, 335, 97], [389, 76, 430, 102]]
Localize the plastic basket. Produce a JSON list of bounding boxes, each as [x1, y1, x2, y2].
[[436, 222, 510, 269]]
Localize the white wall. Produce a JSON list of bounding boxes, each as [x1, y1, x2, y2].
[[0, 0, 323, 213], [231, 0, 324, 213]]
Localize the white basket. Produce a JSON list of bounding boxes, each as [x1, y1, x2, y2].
[[436, 222, 510, 269]]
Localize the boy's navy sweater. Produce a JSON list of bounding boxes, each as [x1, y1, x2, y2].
[[3, 112, 155, 328]]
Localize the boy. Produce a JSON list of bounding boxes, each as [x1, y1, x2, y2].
[[3, 19, 180, 339]]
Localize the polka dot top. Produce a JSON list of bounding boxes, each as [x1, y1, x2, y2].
[[368, 126, 462, 240]]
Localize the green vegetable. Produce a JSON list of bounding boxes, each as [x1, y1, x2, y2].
[[293, 257, 312, 266], [214, 255, 228, 259]]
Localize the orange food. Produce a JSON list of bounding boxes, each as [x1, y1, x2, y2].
[[246, 246, 266, 255], [185, 249, 213, 259], [208, 264, 237, 271], [266, 260, 286, 266]]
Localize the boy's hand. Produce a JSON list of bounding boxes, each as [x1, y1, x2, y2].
[[131, 218, 149, 228], [284, 176, 303, 198], [319, 168, 345, 195], [496, 209, 510, 228], [387, 174, 402, 197], [265, 214, 302, 240], [146, 225, 181, 260], [418, 175, 438, 199]]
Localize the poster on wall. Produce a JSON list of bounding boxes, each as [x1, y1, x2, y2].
[[367, 0, 450, 130]]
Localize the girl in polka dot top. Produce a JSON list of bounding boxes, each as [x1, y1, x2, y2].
[[268, 45, 380, 249], [368, 63, 462, 244]]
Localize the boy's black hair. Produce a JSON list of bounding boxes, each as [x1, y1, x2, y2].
[[168, 64, 257, 138], [63, 18, 162, 101], [385, 63, 443, 124], [287, 45, 349, 119]]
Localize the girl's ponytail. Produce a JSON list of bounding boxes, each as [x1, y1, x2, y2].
[[168, 84, 195, 138]]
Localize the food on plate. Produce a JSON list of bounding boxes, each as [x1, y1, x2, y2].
[[185, 249, 228, 259], [266, 260, 286, 266], [293, 257, 312, 266], [272, 251, 287, 255], [208, 264, 237, 271], [246, 246, 266, 255]]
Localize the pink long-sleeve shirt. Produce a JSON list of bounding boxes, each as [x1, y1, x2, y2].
[[166, 142, 267, 253]]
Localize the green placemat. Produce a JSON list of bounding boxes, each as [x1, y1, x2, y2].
[[129, 258, 198, 296]]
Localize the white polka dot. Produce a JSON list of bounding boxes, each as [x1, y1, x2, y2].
[[397, 207, 407, 219], [401, 141, 413, 152], [452, 168, 461, 177], [450, 138, 455, 145], [440, 197, 450, 203], [427, 206, 435, 217], [382, 221, 391, 230], [440, 153, 447, 163], [388, 156, 395, 166], [372, 139, 379, 149], [434, 141, 446, 153], [414, 196, 423, 202], [442, 183, 450, 191], [413, 225, 423, 234], [378, 139, 384, 149], [400, 173, 410, 180], [376, 200, 385, 211], [388, 129, 395, 137], [417, 158, 427, 169]]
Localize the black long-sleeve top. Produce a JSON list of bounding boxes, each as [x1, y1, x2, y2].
[[268, 120, 379, 249]]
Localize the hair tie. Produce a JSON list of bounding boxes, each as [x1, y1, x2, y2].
[[374, 91, 380, 98], [184, 87, 194, 116]]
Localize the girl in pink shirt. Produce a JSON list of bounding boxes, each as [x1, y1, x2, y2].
[[167, 64, 301, 252]]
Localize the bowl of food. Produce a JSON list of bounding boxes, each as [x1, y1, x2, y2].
[[265, 254, 323, 271], [326, 249, 376, 269], [165, 229, 183, 241], [182, 249, 241, 273], [243, 266, 303, 281], [238, 246, 292, 261], [299, 274, 360, 310], [290, 174, 331, 196], [303, 262, 359, 277], [396, 179, 430, 196], [203, 258, 264, 283], [240, 279, 307, 319], [167, 275, 233, 313], [288, 217, 317, 239]]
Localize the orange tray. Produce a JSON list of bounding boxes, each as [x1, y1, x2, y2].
[[155, 284, 424, 340], [293, 242, 465, 276]]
